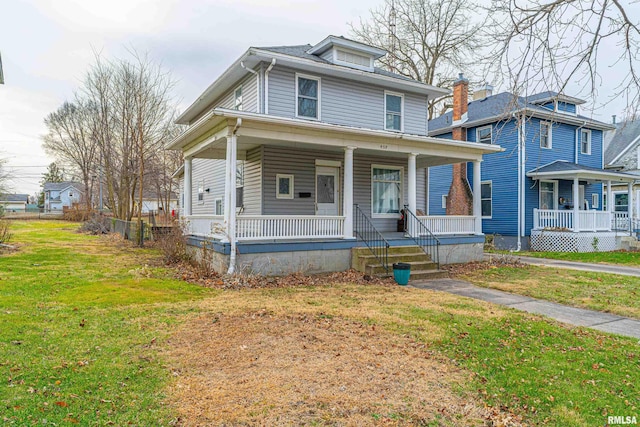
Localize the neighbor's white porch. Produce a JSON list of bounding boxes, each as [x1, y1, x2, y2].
[[533, 209, 634, 233]]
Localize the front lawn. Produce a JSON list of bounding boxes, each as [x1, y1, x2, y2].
[[460, 263, 640, 319], [1, 221, 638, 426], [488, 249, 640, 265]]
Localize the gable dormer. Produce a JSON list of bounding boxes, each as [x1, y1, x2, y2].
[[307, 35, 386, 73], [530, 92, 586, 115]]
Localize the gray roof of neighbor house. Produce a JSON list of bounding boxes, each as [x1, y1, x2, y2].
[[428, 91, 612, 134], [604, 120, 640, 166], [43, 181, 83, 192], [0, 194, 29, 202]]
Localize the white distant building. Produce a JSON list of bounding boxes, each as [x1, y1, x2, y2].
[[43, 182, 83, 211], [0, 194, 29, 212]]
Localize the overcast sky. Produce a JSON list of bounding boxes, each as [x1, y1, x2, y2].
[[0, 0, 629, 195]]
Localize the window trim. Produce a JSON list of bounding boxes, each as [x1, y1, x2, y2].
[[580, 128, 591, 155], [276, 174, 294, 199], [476, 125, 493, 144], [384, 91, 404, 132], [197, 180, 205, 204], [234, 85, 243, 111], [539, 179, 558, 210], [371, 164, 404, 218], [441, 194, 447, 210], [592, 193, 599, 209], [540, 121, 553, 149], [295, 73, 321, 120], [214, 198, 223, 216], [481, 180, 492, 218]]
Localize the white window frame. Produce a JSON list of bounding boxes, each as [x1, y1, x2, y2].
[[476, 125, 493, 144], [295, 73, 321, 120], [234, 85, 243, 111], [197, 180, 205, 203], [540, 121, 552, 149], [481, 180, 492, 218], [371, 164, 403, 218], [384, 91, 404, 132], [276, 174, 294, 199], [592, 193, 599, 209], [214, 198, 223, 215], [441, 194, 447, 209], [580, 128, 591, 155], [539, 180, 558, 210]]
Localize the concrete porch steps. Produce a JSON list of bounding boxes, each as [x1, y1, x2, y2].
[[620, 236, 640, 251], [352, 245, 448, 281]]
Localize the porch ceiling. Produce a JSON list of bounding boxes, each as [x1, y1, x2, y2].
[[170, 109, 503, 166]]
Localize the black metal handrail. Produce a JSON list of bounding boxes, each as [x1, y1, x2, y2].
[[403, 205, 440, 268], [354, 204, 390, 272]]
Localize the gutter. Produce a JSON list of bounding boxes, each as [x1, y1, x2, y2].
[[264, 58, 276, 114]]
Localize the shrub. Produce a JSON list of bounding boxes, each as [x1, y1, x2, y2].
[[155, 221, 189, 264], [79, 213, 111, 235], [0, 220, 12, 244]]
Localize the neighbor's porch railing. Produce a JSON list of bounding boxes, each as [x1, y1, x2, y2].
[[417, 215, 476, 235], [533, 209, 630, 232], [236, 215, 345, 240]]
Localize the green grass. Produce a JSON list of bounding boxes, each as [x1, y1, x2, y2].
[[0, 221, 212, 425], [461, 264, 640, 319], [489, 249, 640, 265], [1, 221, 638, 426]]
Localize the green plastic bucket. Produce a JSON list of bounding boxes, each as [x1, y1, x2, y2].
[[393, 262, 411, 285]]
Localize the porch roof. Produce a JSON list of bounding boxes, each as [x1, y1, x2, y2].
[[168, 108, 504, 166], [527, 160, 638, 183]]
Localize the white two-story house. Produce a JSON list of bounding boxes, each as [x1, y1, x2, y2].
[[169, 36, 502, 276]]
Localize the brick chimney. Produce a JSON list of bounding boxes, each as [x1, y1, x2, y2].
[[446, 73, 474, 215]]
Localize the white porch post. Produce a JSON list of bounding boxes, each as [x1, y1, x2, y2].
[[607, 180, 613, 213], [184, 157, 192, 216], [473, 160, 482, 234], [408, 153, 417, 214], [226, 133, 238, 242], [572, 178, 580, 231], [343, 146, 355, 239], [628, 181, 634, 235]]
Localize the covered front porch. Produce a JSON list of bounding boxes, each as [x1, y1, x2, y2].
[[169, 109, 501, 273]]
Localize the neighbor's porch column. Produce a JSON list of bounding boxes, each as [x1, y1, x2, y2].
[[343, 146, 355, 239], [573, 177, 580, 231], [408, 153, 417, 214], [184, 157, 192, 216], [628, 181, 634, 235], [473, 160, 482, 234]]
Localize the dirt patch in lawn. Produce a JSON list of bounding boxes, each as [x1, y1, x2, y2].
[[165, 311, 522, 426]]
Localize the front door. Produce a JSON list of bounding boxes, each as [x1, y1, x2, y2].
[[316, 166, 339, 216]]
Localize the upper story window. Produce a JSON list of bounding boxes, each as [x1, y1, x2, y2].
[[580, 129, 591, 155], [481, 181, 492, 218], [540, 121, 552, 149], [296, 74, 320, 120], [476, 125, 492, 144], [234, 86, 243, 111], [384, 91, 403, 132]]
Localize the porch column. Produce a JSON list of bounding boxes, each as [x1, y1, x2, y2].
[[573, 177, 580, 231], [184, 157, 192, 216], [628, 181, 634, 235], [607, 180, 613, 213], [343, 146, 355, 239], [473, 160, 482, 234], [225, 133, 238, 242], [408, 153, 417, 214]]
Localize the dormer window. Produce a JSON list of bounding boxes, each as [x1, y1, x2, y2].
[[307, 35, 385, 73], [296, 74, 320, 120]]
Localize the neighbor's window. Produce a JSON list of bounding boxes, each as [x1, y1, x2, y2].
[[441, 194, 447, 209], [615, 193, 628, 212], [234, 86, 243, 111], [296, 75, 320, 119], [481, 181, 492, 217], [540, 122, 552, 149], [215, 199, 223, 215], [385, 92, 403, 131], [581, 129, 591, 154], [539, 181, 556, 210], [197, 180, 204, 202], [476, 125, 492, 144], [592, 193, 599, 209], [276, 174, 294, 199], [372, 166, 402, 216]]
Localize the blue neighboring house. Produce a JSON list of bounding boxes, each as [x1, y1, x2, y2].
[[428, 81, 637, 252]]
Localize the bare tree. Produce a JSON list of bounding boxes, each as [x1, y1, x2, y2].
[[486, 0, 640, 116], [350, 0, 485, 118], [0, 156, 9, 196]]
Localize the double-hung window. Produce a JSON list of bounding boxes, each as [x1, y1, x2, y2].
[[372, 166, 402, 217], [296, 74, 320, 119], [384, 91, 403, 131], [476, 126, 492, 144], [581, 129, 591, 154], [234, 86, 243, 111], [236, 160, 244, 208], [540, 122, 552, 149], [539, 180, 556, 210], [481, 181, 492, 217], [197, 180, 205, 203]]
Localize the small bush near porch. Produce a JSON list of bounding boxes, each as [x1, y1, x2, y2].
[[1, 221, 638, 426]]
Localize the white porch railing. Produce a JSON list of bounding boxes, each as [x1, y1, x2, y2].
[[236, 215, 345, 240], [533, 209, 629, 232], [184, 215, 226, 239], [417, 215, 476, 235]]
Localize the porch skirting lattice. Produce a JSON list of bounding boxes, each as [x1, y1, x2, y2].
[[530, 230, 618, 252]]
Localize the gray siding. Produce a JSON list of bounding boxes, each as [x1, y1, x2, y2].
[[190, 158, 225, 215], [320, 50, 333, 62], [267, 65, 429, 136], [243, 147, 262, 215], [216, 73, 258, 112]]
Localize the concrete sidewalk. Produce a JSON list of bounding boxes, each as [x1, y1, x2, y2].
[[412, 278, 640, 339], [486, 253, 640, 277]]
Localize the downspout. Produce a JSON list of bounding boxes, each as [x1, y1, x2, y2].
[[264, 58, 276, 114], [240, 62, 260, 114], [515, 113, 526, 252], [227, 118, 242, 275]]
